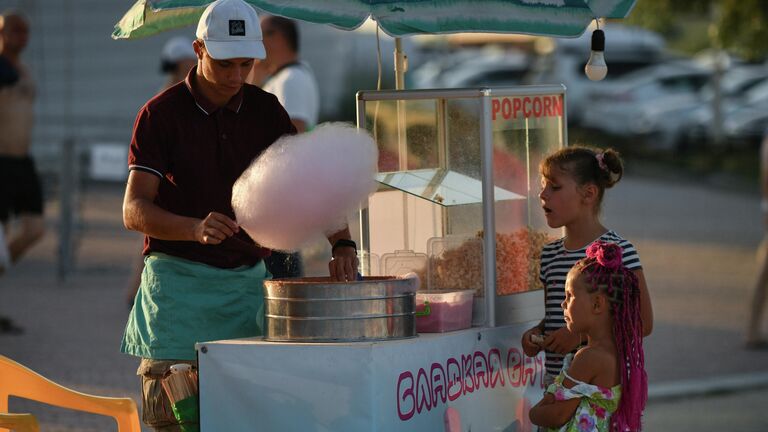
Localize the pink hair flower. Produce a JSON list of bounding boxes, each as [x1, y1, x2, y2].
[[586, 241, 623, 270], [595, 152, 608, 171]]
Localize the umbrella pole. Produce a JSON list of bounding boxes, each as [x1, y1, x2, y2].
[[394, 38, 410, 249], [394, 38, 407, 90]]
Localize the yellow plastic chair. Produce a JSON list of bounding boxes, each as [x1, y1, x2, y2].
[[0, 413, 39, 432], [0, 355, 141, 432]]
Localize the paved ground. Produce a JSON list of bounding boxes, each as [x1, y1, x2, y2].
[[644, 387, 768, 431], [1, 173, 768, 430]]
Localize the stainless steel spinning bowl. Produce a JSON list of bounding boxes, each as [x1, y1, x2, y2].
[[263, 276, 416, 342]]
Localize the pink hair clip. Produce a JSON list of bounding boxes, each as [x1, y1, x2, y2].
[[595, 152, 608, 172]]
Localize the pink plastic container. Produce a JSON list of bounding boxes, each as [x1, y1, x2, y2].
[[415, 290, 474, 333]]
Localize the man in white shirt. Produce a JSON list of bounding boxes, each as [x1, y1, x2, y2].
[[247, 15, 319, 132], [247, 15, 320, 277]]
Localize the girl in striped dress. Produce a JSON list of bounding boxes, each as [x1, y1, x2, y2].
[[520, 146, 653, 384]]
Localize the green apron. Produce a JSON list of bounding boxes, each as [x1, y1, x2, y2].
[[121, 253, 269, 360]]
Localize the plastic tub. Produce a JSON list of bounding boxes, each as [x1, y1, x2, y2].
[[415, 290, 474, 333]]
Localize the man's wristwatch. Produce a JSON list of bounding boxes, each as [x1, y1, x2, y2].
[[332, 239, 357, 257]]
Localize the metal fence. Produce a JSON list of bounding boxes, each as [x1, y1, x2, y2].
[[32, 114, 133, 281]]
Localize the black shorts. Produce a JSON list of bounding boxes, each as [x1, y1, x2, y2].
[[0, 156, 44, 223]]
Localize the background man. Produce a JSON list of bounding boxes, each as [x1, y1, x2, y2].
[[247, 15, 320, 278], [159, 35, 197, 89], [747, 127, 768, 350], [0, 11, 45, 334], [248, 15, 319, 132]]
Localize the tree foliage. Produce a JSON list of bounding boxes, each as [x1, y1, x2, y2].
[[717, 0, 768, 61], [625, 0, 768, 61]]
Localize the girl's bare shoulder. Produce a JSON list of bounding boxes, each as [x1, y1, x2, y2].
[[568, 345, 617, 385]]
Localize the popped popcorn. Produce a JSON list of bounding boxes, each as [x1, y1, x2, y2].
[[420, 228, 552, 296]]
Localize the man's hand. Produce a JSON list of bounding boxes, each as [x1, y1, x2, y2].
[[542, 327, 582, 355], [194, 212, 239, 245], [328, 246, 358, 282]]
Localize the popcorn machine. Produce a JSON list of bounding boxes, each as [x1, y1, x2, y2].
[[356, 85, 566, 326]]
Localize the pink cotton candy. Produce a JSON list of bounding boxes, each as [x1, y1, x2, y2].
[[232, 122, 378, 251]]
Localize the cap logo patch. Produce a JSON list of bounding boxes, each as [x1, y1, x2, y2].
[[229, 20, 246, 36]]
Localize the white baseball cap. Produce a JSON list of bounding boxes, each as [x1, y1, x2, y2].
[[161, 36, 196, 63], [195, 0, 266, 60]]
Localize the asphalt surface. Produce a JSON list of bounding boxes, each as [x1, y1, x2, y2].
[[1, 173, 768, 431]]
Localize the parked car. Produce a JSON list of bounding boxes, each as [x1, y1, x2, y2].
[[722, 100, 768, 146], [525, 23, 667, 125], [685, 68, 768, 148], [408, 49, 485, 89], [579, 60, 712, 143], [630, 65, 768, 150], [410, 49, 531, 89]]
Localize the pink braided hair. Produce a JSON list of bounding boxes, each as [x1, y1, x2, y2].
[[578, 241, 647, 432]]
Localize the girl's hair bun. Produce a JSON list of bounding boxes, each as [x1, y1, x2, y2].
[[600, 148, 623, 188]]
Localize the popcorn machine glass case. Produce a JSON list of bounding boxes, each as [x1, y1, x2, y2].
[[356, 86, 566, 326]]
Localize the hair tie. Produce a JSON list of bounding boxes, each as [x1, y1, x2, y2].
[[595, 152, 608, 171], [596, 152, 621, 183]]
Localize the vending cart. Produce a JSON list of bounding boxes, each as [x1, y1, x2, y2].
[[197, 85, 566, 431]]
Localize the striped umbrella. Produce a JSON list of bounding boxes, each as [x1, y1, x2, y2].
[[113, 0, 637, 40]]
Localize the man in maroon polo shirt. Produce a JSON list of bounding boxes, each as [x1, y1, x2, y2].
[[120, 0, 357, 429]]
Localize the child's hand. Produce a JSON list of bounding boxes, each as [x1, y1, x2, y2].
[[542, 327, 582, 355], [522, 326, 544, 357]]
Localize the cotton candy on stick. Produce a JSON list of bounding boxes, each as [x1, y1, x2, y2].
[[232, 122, 378, 252]]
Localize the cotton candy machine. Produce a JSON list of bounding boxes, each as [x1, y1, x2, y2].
[[263, 276, 417, 342], [199, 86, 569, 430]]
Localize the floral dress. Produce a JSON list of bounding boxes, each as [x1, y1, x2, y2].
[[543, 355, 621, 432]]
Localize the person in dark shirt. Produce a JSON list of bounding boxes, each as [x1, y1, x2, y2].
[[120, 1, 358, 429], [123, 35, 201, 309]]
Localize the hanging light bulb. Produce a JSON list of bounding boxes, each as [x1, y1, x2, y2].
[[584, 26, 607, 81]]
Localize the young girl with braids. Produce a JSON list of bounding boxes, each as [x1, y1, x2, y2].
[[521, 147, 653, 384], [529, 241, 646, 431]]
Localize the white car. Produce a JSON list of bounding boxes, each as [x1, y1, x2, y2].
[[409, 49, 486, 89], [410, 49, 531, 89], [526, 24, 667, 125], [579, 61, 712, 140], [722, 100, 768, 146], [685, 68, 768, 147], [630, 65, 768, 151]]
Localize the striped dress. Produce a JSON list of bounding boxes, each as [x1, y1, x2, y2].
[[539, 231, 642, 377]]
